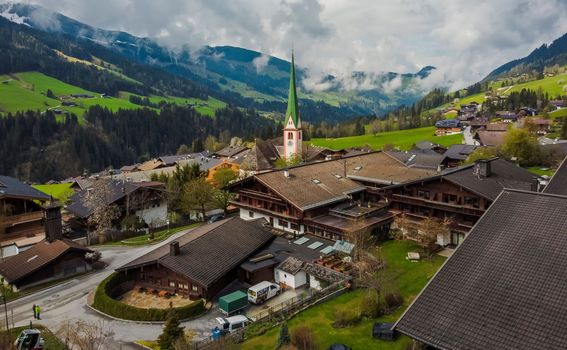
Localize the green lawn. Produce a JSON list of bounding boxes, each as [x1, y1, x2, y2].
[[111, 223, 202, 246], [0, 71, 227, 120], [526, 166, 556, 177], [242, 240, 446, 350], [32, 183, 75, 203], [311, 126, 463, 150], [5, 325, 65, 349]]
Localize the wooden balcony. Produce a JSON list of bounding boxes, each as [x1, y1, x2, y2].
[[0, 211, 43, 226], [238, 189, 283, 203], [392, 194, 485, 217], [229, 201, 299, 221]]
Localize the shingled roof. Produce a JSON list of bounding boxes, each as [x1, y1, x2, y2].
[[543, 155, 567, 195], [0, 176, 50, 201], [117, 218, 274, 288], [0, 239, 92, 284], [395, 190, 567, 350]]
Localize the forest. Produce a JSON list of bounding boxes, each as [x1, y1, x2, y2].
[[0, 105, 277, 182]]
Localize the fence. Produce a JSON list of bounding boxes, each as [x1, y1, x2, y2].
[[191, 279, 350, 350]]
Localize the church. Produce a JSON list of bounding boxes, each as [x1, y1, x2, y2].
[[282, 52, 303, 160]]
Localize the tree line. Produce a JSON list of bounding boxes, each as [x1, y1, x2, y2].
[[0, 105, 277, 182]]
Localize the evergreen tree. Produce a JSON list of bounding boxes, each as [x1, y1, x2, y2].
[[158, 309, 184, 350], [276, 322, 291, 349]]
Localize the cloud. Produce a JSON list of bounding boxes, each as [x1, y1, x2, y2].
[[5, 0, 567, 90], [252, 54, 270, 72]]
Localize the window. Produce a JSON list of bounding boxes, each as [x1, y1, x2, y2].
[[169, 281, 176, 288], [464, 196, 480, 208], [290, 223, 300, 231], [181, 283, 189, 290], [192, 285, 198, 292], [249, 211, 254, 218], [288, 132, 293, 139], [417, 190, 430, 199], [299, 131, 302, 140], [443, 193, 458, 203], [278, 219, 288, 228]]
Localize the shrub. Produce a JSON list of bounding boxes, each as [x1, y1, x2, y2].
[[291, 326, 317, 350], [92, 273, 205, 321], [332, 309, 361, 328], [360, 289, 383, 319], [384, 292, 404, 309], [276, 321, 291, 348]]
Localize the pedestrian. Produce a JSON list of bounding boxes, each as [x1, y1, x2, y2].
[[32, 304, 37, 319], [35, 305, 41, 320]]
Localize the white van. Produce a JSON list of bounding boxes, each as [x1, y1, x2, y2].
[[215, 315, 251, 334], [248, 281, 281, 304]]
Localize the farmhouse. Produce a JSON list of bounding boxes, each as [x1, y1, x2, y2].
[[66, 179, 167, 232], [434, 119, 461, 136], [395, 189, 567, 350], [116, 217, 274, 300], [230, 152, 437, 241], [0, 176, 50, 257], [382, 158, 538, 245]]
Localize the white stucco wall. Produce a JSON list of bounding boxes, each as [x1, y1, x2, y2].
[[239, 209, 305, 235], [136, 201, 168, 226], [275, 268, 307, 289]]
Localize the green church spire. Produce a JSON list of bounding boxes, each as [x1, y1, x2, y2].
[[285, 51, 300, 128]]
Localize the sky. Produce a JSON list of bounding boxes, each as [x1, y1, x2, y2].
[[6, 0, 567, 91]]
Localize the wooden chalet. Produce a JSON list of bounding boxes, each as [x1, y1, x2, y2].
[[382, 158, 539, 245]]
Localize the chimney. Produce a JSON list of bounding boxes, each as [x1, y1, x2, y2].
[[170, 241, 180, 256], [43, 204, 63, 242], [475, 159, 491, 178]]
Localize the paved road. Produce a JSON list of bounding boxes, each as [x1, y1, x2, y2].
[[7, 228, 221, 349], [463, 126, 478, 146]]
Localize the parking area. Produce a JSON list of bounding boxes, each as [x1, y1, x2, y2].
[[245, 286, 310, 320]]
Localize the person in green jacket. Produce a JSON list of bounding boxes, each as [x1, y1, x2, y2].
[[35, 305, 41, 320]]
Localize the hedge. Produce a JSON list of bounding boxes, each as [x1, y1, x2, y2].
[[92, 273, 206, 321]]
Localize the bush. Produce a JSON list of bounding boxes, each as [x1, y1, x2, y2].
[[332, 309, 361, 328], [291, 326, 317, 350], [360, 289, 384, 319], [92, 273, 205, 321], [384, 292, 404, 309]]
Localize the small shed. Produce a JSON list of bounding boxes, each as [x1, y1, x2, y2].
[[274, 257, 306, 289]]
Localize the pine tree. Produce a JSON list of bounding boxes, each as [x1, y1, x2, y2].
[[276, 321, 291, 349], [158, 309, 184, 350]]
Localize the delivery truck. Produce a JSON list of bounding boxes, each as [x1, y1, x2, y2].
[[218, 290, 248, 315]]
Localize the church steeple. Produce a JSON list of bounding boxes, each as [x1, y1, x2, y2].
[[283, 50, 302, 160], [285, 51, 300, 128]]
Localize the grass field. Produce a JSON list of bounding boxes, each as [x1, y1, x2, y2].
[[527, 166, 556, 177], [311, 126, 463, 150], [242, 240, 446, 350], [0, 71, 227, 120], [32, 183, 75, 203]]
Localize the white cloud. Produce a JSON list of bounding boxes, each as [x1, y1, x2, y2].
[[252, 54, 270, 72], [6, 0, 567, 90]]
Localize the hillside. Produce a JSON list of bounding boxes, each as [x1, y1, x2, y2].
[[0, 71, 225, 120], [0, 3, 437, 120]]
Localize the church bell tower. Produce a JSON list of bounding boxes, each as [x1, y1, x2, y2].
[[283, 51, 302, 160]]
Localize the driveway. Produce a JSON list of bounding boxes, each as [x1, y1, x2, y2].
[[463, 126, 478, 145], [7, 226, 220, 349]]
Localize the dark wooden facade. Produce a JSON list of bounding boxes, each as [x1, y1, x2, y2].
[[15, 251, 89, 289], [383, 179, 489, 245]]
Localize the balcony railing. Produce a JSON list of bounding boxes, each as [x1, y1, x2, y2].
[[392, 194, 485, 217], [0, 211, 43, 226]]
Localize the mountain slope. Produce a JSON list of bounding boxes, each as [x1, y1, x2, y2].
[[0, 3, 437, 119], [483, 32, 567, 81]]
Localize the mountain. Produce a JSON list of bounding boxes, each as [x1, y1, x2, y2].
[[0, 3, 437, 120], [483, 32, 567, 82]]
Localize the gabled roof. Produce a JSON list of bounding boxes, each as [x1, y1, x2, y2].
[[213, 145, 249, 158], [66, 179, 165, 218], [443, 144, 478, 161], [158, 152, 211, 166], [117, 218, 274, 288], [0, 239, 92, 284], [444, 158, 537, 200], [0, 176, 50, 201], [386, 151, 444, 170], [395, 190, 567, 350], [543, 155, 567, 195], [137, 159, 165, 172], [476, 130, 507, 147], [413, 141, 444, 151]]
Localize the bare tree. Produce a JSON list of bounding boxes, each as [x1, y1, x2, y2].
[[370, 119, 381, 136], [418, 217, 451, 254], [84, 180, 120, 243], [57, 319, 112, 350]]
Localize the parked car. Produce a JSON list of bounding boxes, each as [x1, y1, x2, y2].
[[14, 329, 44, 350], [208, 213, 226, 223], [247, 281, 281, 304], [215, 315, 251, 334]]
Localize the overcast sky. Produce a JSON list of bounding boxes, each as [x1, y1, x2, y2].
[[8, 0, 567, 90]]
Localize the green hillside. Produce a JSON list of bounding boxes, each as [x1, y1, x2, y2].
[[311, 126, 463, 150], [0, 72, 226, 120]]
